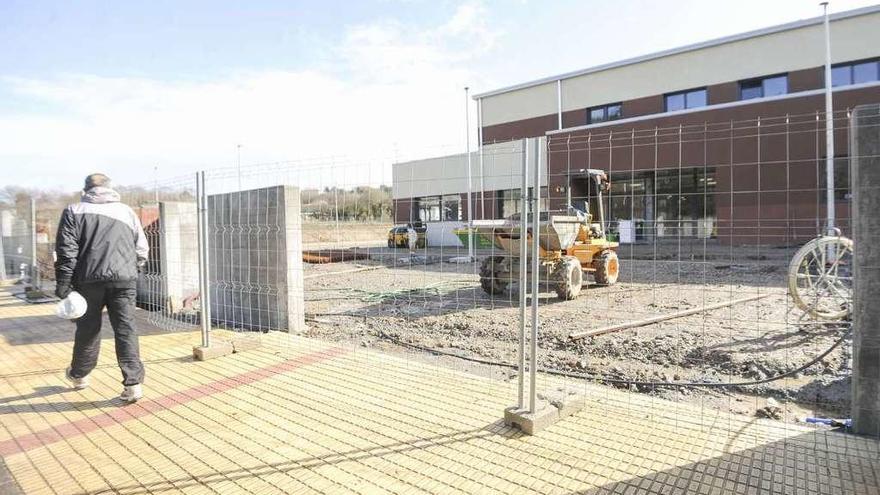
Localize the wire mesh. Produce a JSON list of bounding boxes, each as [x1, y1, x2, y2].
[[532, 109, 858, 433], [165, 110, 857, 434], [0, 191, 71, 294], [119, 174, 201, 332], [0, 198, 36, 284], [1, 108, 871, 446]]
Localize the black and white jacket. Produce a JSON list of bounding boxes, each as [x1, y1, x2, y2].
[[54, 187, 149, 287]]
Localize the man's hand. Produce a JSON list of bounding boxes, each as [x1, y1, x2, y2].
[[55, 280, 72, 299]]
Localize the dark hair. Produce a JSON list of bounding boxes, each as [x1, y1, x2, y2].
[[84, 173, 112, 190]]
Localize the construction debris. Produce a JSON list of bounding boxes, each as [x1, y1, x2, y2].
[[302, 248, 371, 264]]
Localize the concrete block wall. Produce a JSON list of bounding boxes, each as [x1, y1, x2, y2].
[[136, 202, 200, 315], [207, 186, 305, 333], [159, 202, 199, 313], [851, 104, 880, 436]]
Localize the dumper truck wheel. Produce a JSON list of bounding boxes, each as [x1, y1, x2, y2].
[[554, 256, 583, 300], [593, 250, 620, 286], [480, 256, 508, 295], [387, 239, 395, 248]]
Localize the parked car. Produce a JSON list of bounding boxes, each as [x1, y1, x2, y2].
[[387, 223, 427, 248]]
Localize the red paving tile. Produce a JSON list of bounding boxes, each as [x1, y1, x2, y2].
[[0, 346, 347, 457]]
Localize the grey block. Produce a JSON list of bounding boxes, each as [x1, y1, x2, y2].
[[851, 104, 880, 436], [136, 202, 200, 315], [504, 404, 559, 435], [193, 341, 234, 361], [207, 186, 305, 333]]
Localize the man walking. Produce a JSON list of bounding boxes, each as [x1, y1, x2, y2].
[[55, 173, 149, 402]]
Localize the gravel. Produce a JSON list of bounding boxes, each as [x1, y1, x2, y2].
[[302, 254, 851, 422]]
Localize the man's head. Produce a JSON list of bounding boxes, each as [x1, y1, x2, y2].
[[84, 173, 112, 191]]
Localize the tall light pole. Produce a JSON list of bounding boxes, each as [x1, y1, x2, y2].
[[465, 86, 474, 261], [477, 97, 485, 220], [237, 144, 243, 191], [821, 2, 835, 239]]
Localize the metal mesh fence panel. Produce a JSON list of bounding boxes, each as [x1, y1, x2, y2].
[[531, 109, 857, 435], [0, 104, 878, 495], [122, 173, 200, 332], [0, 197, 36, 284], [1, 108, 871, 447]]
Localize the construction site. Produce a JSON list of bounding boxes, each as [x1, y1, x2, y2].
[[1, 105, 879, 493], [2, 4, 880, 494]]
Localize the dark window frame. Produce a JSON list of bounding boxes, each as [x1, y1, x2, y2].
[[664, 87, 707, 112], [587, 102, 623, 124], [739, 73, 789, 100], [831, 58, 880, 87]]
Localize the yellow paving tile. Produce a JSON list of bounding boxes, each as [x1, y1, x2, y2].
[[1, 287, 879, 494]]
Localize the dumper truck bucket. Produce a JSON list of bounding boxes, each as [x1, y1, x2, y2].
[[472, 212, 584, 256]]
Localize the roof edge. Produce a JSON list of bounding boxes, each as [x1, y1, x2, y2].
[[472, 5, 880, 100]]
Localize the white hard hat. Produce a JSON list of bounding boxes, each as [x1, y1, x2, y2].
[[56, 291, 88, 320]]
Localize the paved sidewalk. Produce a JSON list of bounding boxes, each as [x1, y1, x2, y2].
[[0, 286, 878, 494]]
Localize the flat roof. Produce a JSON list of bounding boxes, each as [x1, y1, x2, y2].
[[473, 5, 880, 100]]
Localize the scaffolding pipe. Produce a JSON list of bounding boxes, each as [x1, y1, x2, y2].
[[569, 293, 773, 340]]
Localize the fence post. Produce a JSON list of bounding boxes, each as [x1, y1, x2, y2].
[[30, 197, 38, 289], [851, 104, 880, 436], [518, 138, 528, 409], [196, 171, 212, 349], [0, 212, 6, 280], [529, 137, 541, 414]]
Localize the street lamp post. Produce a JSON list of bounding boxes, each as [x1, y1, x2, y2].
[[237, 144, 242, 191], [821, 2, 835, 240], [465, 87, 474, 261]]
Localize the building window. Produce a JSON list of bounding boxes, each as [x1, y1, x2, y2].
[[498, 188, 548, 218], [441, 194, 461, 221], [588, 103, 622, 124], [832, 59, 879, 87], [664, 88, 707, 111], [415, 196, 441, 222], [606, 167, 717, 239], [739, 75, 788, 100]]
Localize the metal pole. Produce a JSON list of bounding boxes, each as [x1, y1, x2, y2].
[[237, 144, 242, 191], [529, 138, 541, 413], [197, 171, 212, 347], [518, 138, 529, 409], [556, 80, 563, 130], [333, 171, 340, 248], [154, 165, 159, 204], [0, 212, 6, 280], [30, 198, 37, 288], [478, 97, 486, 220], [465, 87, 474, 261], [822, 2, 835, 239], [196, 172, 206, 346]]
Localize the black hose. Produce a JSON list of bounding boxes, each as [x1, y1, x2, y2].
[[376, 327, 852, 389]]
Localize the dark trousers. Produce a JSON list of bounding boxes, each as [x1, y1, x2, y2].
[[69, 284, 145, 386]]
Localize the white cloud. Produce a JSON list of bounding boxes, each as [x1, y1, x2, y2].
[[0, 1, 501, 190]]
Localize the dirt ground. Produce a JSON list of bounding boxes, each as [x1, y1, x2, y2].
[[301, 243, 852, 424]]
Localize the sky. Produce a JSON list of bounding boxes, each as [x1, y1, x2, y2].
[[1, 0, 878, 190]]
